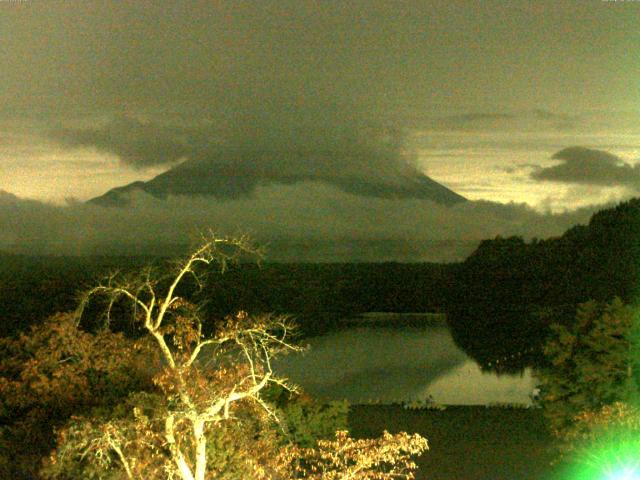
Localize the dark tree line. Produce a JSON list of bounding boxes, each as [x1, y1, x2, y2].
[[198, 262, 454, 337], [0, 255, 454, 339], [2, 198, 639, 372], [445, 198, 640, 371]]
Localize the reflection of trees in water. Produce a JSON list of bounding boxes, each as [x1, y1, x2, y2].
[[419, 361, 536, 406], [446, 199, 640, 374], [301, 364, 467, 404], [274, 325, 536, 405], [446, 308, 543, 375], [273, 326, 469, 403]]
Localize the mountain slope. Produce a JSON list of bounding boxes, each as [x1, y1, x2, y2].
[[89, 154, 466, 206]]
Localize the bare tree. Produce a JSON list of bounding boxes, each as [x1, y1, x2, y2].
[[67, 234, 301, 480], [43, 234, 427, 480]]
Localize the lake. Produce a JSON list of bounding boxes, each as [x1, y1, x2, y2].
[[273, 318, 537, 406]]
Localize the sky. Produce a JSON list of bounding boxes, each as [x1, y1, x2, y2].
[[1, 0, 639, 259]]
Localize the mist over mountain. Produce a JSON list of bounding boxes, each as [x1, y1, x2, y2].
[[72, 116, 466, 207], [6, 114, 631, 262], [89, 153, 466, 207], [0, 182, 605, 262]]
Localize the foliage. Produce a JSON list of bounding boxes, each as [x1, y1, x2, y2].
[[483, 402, 531, 410], [552, 402, 640, 478], [561, 401, 640, 456], [447, 198, 640, 372], [536, 297, 638, 437], [0, 313, 155, 413], [402, 396, 447, 411], [446, 235, 560, 371], [42, 392, 287, 480], [203, 402, 285, 480], [277, 393, 350, 447], [0, 254, 150, 338], [0, 313, 156, 479], [27, 234, 428, 480], [290, 429, 428, 480]]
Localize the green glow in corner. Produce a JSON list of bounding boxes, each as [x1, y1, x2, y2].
[[607, 469, 640, 480], [562, 438, 640, 480]]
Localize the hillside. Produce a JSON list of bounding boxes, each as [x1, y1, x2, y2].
[[88, 153, 467, 206], [446, 197, 640, 371]]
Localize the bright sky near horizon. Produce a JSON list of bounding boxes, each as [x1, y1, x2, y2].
[[3, 121, 640, 212]]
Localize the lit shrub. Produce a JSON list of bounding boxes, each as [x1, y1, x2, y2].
[[556, 402, 640, 478]]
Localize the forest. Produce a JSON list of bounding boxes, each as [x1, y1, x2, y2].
[[3, 198, 640, 368], [2, 198, 640, 478]]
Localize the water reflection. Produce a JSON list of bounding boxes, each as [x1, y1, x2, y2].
[[273, 323, 536, 405]]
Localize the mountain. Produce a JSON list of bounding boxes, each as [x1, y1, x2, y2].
[[88, 155, 466, 207], [0, 190, 19, 203]]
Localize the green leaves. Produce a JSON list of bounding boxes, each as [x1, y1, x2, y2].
[[537, 297, 638, 443]]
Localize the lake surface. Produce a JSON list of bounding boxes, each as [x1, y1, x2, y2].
[[273, 320, 537, 405]]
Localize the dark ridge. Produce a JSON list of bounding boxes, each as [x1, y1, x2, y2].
[[88, 156, 466, 206], [445, 197, 640, 372]]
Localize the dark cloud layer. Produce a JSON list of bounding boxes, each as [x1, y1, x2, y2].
[[424, 109, 582, 132], [52, 113, 465, 204], [0, 185, 604, 262], [53, 117, 192, 168], [531, 146, 640, 187], [2, 1, 638, 120], [53, 112, 402, 170]]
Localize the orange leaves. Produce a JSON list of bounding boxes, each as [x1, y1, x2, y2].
[[570, 402, 640, 437], [0, 311, 157, 423], [290, 429, 429, 480], [11, 236, 431, 480]]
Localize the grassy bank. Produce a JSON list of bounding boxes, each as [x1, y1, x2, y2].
[[349, 405, 564, 480]]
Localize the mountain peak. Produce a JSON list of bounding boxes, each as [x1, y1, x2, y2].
[[89, 154, 466, 206]]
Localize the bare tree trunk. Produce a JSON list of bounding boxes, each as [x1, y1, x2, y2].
[[166, 415, 196, 480], [193, 419, 207, 480]]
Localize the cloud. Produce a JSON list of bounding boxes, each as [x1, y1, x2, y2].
[[531, 146, 640, 187], [530, 109, 570, 121], [0, 185, 604, 262], [51, 111, 465, 204], [499, 163, 540, 175], [423, 109, 582, 133], [438, 113, 515, 128], [5, 1, 638, 122], [52, 117, 192, 168]]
